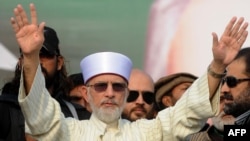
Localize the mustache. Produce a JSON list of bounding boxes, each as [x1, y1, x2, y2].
[[223, 93, 234, 100], [132, 105, 146, 112], [101, 99, 118, 105]]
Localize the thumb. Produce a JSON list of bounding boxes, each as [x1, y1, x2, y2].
[[212, 32, 218, 48], [38, 22, 46, 33]]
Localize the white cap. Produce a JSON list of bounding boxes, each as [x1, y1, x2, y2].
[[80, 52, 133, 83]]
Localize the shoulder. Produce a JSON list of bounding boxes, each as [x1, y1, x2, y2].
[[0, 94, 19, 107], [185, 124, 212, 141]]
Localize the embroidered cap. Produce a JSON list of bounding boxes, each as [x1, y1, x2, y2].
[[155, 72, 198, 110], [80, 52, 133, 83]]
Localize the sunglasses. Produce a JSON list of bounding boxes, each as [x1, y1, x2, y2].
[[221, 76, 250, 88], [127, 90, 154, 105], [86, 82, 127, 92]]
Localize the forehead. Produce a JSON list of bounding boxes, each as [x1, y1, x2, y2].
[[174, 82, 192, 88], [88, 74, 127, 83], [128, 72, 154, 91], [227, 59, 247, 76]]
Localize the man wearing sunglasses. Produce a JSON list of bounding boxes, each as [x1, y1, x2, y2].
[[221, 47, 250, 126], [185, 93, 235, 141], [0, 25, 90, 141], [122, 69, 156, 121], [12, 3, 248, 141], [186, 47, 250, 141]]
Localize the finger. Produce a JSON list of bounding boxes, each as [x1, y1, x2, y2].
[[38, 22, 46, 36], [13, 6, 23, 28], [236, 22, 249, 41], [30, 3, 37, 25], [237, 31, 248, 47], [10, 17, 19, 33], [212, 32, 219, 48], [19, 4, 29, 25], [229, 17, 244, 37], [222, 17, 237, 36]]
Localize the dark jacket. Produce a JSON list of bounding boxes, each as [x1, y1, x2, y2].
[[0, 91, 91, 141], [0, 94, 25, 141], [185, 123, 223, 141]]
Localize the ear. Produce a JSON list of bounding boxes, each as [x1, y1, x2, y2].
[[82, 86, 89, 103], [56, 56, 64, 70], [162, 96, 173, 107]]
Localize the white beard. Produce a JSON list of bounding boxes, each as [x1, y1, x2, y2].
[[87, 89, 127, 124]]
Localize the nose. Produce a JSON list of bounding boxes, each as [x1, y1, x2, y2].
[[135, 93, 144, 104], [104, 83, 115, 98], [220, 81, 230, 94]]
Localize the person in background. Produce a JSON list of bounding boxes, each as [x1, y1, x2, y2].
[[0, 24, 90, 141], [0, 79, 32, 141], [67, 73, 92, 113], [11, 3, 248, 141], [154, 72, 197, 112], [122, 68, 156, 121], [185, 47, 250, 141], [185, 93, 235, 141]]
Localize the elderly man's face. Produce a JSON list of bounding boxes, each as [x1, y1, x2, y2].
[[85, 74, 128, 123]]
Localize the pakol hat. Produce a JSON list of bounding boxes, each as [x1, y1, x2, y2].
[[155, 72, 197, 109], [80, 52, 133, 83]]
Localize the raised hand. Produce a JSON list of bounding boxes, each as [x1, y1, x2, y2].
[[212, 17, 248, 68], [10, 3, 46, 93], [10, 3, 45, 58]]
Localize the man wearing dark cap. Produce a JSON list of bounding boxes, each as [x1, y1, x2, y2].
[[11, 3, 248, 141], [21, 25, 90, 120], [0, 23, 89, 141], [67, 73, 92, 113], [155, 72, 197, 111]]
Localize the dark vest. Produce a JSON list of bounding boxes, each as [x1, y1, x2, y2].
[[0, 92, 91, 141]]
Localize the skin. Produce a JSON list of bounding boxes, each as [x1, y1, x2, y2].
[[10, 3, 248, 128], [83, 74, 129, 124], [70, 85, 92, 112], [122, 69, 155, 121], [40, 55, 64, 93], [221, 58, 250, 117], [69, 85, 86, 107], [162, 82, 192, 107], [211, 94, 235, 131]]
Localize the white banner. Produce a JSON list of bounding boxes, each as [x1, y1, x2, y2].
[[0, 42, 18, 71]]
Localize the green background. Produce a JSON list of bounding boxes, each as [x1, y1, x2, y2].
[[0, 0, 153, 88]]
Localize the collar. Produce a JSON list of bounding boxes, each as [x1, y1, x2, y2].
[[90, 114, 124, 135], [235, 109, 250, 125]]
